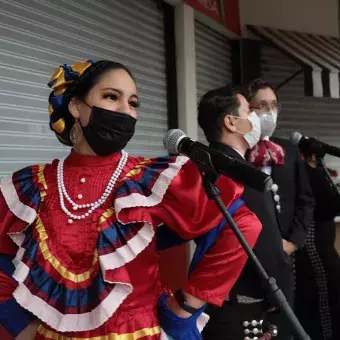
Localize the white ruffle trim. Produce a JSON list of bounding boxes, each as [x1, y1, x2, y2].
[[8, 226, 31, 283], [99, 222, 155, 272], [0, 175, 37, 224], [13, 282, 132, 332], [9, 229, 134, 332], [101, 155, 188, 282], [115, 156, 189, 217], [8, 226, 135, 332]]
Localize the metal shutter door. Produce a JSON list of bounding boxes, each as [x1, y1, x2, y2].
[[195, 21, 232, 144], [261, 43, 340, 171], [0, 0, 167, 177]]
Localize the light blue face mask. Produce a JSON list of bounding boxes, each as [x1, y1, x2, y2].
[[234, 111, 262, 149], [259, 110, 278, 137]]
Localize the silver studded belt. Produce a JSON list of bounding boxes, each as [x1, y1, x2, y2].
[[237, 294, 265, 304]]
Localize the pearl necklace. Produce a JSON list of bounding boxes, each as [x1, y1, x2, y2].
[[57, 150, 128, 223]]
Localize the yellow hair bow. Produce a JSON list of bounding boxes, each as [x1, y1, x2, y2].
[[47, 59, 94, 138]]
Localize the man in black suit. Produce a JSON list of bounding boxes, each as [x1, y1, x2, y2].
[[199, 84, 314, 340], [243, 79, 314, 259]]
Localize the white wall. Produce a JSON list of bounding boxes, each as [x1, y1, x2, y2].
[[240, 0, 339, 37]]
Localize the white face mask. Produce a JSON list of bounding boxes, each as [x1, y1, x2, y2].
[[234, 111, 262, 149], [259, 110, 278, 137]]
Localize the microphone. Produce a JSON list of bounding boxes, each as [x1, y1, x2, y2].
[[163, 129, 273, 193], [291, 132, 340, 158]]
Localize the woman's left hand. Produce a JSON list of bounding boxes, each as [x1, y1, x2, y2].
[[166, 295, 192, 319], [158, 293, 207, 340]]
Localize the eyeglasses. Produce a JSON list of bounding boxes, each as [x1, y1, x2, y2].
[[251, 103, 282, 113]]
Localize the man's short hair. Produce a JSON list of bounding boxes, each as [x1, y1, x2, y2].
[[198, 84, 241, 143]]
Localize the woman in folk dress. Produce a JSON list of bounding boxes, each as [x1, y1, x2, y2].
[[0, 60, 261, 340]]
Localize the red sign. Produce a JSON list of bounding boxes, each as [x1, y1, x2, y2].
[[184, 0, 241, 36]]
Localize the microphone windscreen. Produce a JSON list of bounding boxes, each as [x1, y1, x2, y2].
[[163, 129, 187, 154]]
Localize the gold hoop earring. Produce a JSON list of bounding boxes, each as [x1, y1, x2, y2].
[[70, 122, 83, 145]]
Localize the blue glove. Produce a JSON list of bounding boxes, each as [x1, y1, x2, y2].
[[158, 293, 206, 340]]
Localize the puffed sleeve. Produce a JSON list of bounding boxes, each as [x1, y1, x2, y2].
[[114, 156, 261, 306], [152, 159, 261, 306]]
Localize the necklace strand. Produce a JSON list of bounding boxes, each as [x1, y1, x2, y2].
[[57, 150, 128, 223]]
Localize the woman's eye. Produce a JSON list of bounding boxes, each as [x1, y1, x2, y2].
[[104, 94, 118, 101], [130, 101, 140, 109]]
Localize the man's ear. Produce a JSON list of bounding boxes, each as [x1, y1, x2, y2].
[[68, 97, 80, 119], [223, 115, 237, 133]]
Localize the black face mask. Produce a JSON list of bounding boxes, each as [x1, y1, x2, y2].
[[81, 105, 136, 156]]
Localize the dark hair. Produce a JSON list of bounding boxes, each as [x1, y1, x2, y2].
[[66, 60, 134, 100], [242, 78, 279, 103], [50, 60, 134, 146], [198, 84, 241, 143]]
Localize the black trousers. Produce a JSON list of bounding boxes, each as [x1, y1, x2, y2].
[[294, 221, 340, 340], [202, 301, 293, 340]]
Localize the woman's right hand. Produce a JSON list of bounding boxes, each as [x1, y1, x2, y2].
[[15, 321, 39, 340]]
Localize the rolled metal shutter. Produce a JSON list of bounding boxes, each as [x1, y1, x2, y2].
[[0, 0, 167, 177], [195, 21, 232, 144], [261, 43, 340, 171]]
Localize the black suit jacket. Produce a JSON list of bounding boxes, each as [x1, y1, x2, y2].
[[210, 142, 294, 300], [268, 137, 315, 248]]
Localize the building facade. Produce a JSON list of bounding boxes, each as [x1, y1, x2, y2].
[[1, 0, 339, 173], [0, 0, 170, 177]]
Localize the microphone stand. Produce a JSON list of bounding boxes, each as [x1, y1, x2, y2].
[[193, 149, 311, 340]]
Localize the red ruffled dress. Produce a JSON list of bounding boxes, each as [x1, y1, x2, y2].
[[0, 151, 261, 339]]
